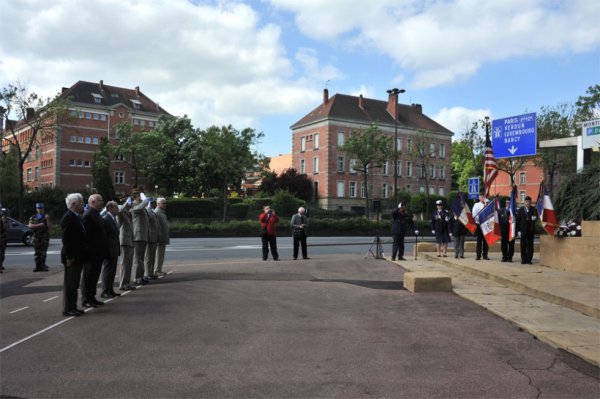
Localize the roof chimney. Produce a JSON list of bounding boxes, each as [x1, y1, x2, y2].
[[412, 103, 422, 114], [323, 88, 329, 105], [386, 92, 398, 120], [99, 80, 104, 91], [62, 87, 68, 94], [358, 94, 364, 109], [135, 86, 140, 96]]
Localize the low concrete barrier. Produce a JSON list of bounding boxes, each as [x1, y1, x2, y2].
[[403, 272, 452, 293], [540, 221, 599, 276]]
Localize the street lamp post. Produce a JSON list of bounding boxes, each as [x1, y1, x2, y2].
[[387, 88, 405, 204]]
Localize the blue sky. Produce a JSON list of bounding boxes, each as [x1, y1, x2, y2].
[[1, 0, 598, 158]]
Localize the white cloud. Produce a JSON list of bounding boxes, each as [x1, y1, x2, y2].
[[0, 0, 320, 132], [268, 0, 600, 88], [432, 106, 491, 137]]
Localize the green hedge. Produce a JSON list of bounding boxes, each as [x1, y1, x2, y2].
[[167, 198, 217, 218]]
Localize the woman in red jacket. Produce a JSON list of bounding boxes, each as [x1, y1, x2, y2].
[[259, 206, 279, 261]]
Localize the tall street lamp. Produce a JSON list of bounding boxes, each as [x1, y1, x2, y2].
[[387, 88, 405, 204]]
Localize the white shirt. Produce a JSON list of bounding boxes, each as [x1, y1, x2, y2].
[[472, 200, 488, 224]]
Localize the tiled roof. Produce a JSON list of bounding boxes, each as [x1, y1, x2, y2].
[[291, 93, 452, 135], [60, 80, 170, 115]]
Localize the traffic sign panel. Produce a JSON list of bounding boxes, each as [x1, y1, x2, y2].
[[492, 112, 537, 158], [582, 119, 600, 149], [468, 177, 479, 199]]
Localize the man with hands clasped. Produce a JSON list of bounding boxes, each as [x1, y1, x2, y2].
[[431, 200, 451, 257], [29, 203, 51, 272], [516, 196, 538, 264]]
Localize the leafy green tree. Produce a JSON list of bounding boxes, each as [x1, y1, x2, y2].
[[196, 125, 264, 221], [0, 146, 20, 205], [575, 84, 600, 120], [339, 124, 393, 218], [451, 120, 486, 193], [92, 137, 115, 201], [553, 164, 600, 221], [533, 103, 577, 195], [259, 168, 313, 202], [0, 83, 70, 219]]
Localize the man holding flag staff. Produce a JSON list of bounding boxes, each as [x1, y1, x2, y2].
[[472, 193, 490, 260], [517, 196, 538, 264], [499, 196, 516, 263]]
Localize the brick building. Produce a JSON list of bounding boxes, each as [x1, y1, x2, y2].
[[290, 89, 453, 211], [2, 80, 169, 196], [493, 160, 561, 203]]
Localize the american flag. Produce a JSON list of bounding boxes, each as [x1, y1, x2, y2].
[[483, 125, 498, 197]]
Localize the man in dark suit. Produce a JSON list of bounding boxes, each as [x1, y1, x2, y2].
[[516, 196, 538, 264], [81, 194, 108, 308], [499, 198, 515, 262], [60, 193, 87, 317], [101, 201, 121, 298]]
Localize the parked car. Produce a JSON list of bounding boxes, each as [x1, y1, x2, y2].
[[6, 217, 34, 246]]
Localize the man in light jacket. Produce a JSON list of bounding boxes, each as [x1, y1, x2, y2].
[[154, 197, 170, 276], [118, 196, 136, 291], [131, 189, 151, 285]]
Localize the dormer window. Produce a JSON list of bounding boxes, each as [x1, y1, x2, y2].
[[91, 93, 103, 104], [130, 99, 142, 110]]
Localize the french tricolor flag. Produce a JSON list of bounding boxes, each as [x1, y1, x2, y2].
[[508, 185, 517, 242], [451, 192, 476, 234], [477, 198, 502, 246], [536, 182, 559, 236]]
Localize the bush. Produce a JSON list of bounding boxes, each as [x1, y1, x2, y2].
[[270, 190, 304, 217], [167, 198, 217, 218], [229, 203, 249, 219]]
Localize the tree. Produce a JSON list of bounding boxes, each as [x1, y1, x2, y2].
[[451, 120, 486, 193], [92, 137, 115, 201], [259, 168, 313, 202], [339, 124, 393, 218], [0, 146, 20, 205], [533, 103, 577, 195], [497, 157, 527, 188], [0, 83, 70, 220], [575, 84, 600, 120], [410, 129, 438, 218], [553, 164, 600, 221], [196, 125, 264, 221]]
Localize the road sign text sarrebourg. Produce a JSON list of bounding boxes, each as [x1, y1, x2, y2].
[[492, 112, 537, 158]]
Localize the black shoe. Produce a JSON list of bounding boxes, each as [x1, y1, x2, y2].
[[263, 258, 267, 261], [303, 257, 310, 260], [399, 257, 406, 261], [33, 268, 48, 272], [91, 299, 104, 306], [63, 310, 82, 317], [508, 259, 513, 263], [100, 293, 112, 299], [483, 256, 490, 260], [476, 257, 481, 260], [82, 301, 97, 308], [273, 259, 280, 261], [455, 255, 459, 259], [122, 285, 136, 291], [110, 291, 121, 297], [147, 275, 158, 280], [460, 256, 464, 259], [501, 258, 506, 262], [391, 257, 396, 261], [527, 261, 533, 264], [136, 279, 147, 285], [75, 309, 85, 315]]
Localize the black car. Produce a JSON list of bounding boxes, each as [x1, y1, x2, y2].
[[6, 217, 34, 246]]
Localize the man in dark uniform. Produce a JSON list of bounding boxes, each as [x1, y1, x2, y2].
[[80, 194, 108, 308], [391, 203, 418, 261], [516, 196, 538, 264], [29, 202, 51, 272], [60, 193, 87, 317], [100, 201, 121, 298], [431, 200, 451, 257], [499, 198, 515, 262]]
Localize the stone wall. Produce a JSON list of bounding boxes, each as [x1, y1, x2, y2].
[[540, 221, 599, 276]]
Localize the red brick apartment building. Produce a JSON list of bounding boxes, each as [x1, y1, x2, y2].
[[2, 80, 169, 196], [493, 160, 561, 203], [291, 89, 453, 211]]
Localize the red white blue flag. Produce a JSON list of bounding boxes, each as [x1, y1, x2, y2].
[[477, 197, 502, 246], [483, 126, 498, 197], [451, 192, 477, 234], [536, 182, 559, 236], [508, 185, 517, 242]]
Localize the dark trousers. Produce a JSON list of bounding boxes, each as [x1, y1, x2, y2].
[[475, 225, 488, 258], [261, 235, 279, 260], [293, 236, 308, 259], [520, 234, 534, 263], [101, 256, 118, 295], [501, 233, 515, 261], [34, 238, 49, 268], [63, 259, 83, 312], [81, 257, 103, 302], [392, 234, 405, 259]]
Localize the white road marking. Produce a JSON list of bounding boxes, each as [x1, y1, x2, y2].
[[0, 318, 73, 353], [43, 296, 59, 303], [9, 307, 29, 314]]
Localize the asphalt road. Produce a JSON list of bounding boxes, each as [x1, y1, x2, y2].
[[1, 254, 598, 398]]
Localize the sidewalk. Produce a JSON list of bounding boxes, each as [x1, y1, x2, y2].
[[392, 252, 600, 367]]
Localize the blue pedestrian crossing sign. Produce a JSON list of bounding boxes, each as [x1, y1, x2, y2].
[[468, 177, 479, 199]]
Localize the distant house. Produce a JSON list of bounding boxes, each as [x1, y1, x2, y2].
[[1, 80, 169, 196], [493, 160, 562, 203], [269, 153, 292, 175], [291, 89, 453, 211]]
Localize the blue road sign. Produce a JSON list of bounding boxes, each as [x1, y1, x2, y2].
[[491, 112, 537, 158], [468, 177, 479, 199]]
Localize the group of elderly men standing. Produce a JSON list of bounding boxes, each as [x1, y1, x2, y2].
[[60, 189, 169, 317]]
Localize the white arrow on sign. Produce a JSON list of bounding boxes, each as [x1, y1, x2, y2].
[[508, 145, 518, 155]]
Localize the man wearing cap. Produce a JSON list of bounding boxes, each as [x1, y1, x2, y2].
[[516, 196, 538, 264], [499, 198, 515, 262], [471, 194, 490, 260], [29, 202, 51, 272], [431, 200, 451, 257], [391, 202, 417, 261]]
